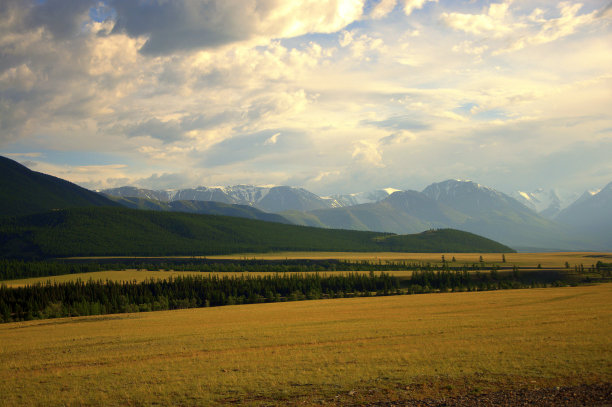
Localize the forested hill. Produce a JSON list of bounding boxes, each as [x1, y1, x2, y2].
[[0, 207, 515, 259], [0, 156, 119, 217]]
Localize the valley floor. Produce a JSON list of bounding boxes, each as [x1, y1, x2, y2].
[[0, 284, 610, 406]]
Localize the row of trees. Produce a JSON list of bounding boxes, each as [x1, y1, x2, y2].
[[0, 269, 582, 323], [0, 258, 524, 281]]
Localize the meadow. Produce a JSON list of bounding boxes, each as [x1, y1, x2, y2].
[[0, 283, 610, 406], [207, 251, 612, 268], [6, 251, 605, 288]]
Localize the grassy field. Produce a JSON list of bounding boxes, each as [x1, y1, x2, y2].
[[0, 284, 610, 406], [206, 251, 612, 267], [4, 251, 608, 287]]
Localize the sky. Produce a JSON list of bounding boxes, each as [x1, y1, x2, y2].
[[1, 0, 611, 197]]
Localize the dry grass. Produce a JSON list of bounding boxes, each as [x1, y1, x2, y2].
[[4, 250, 609, 287], [208, 251, 612, 267], [0, 284, 610, 406]]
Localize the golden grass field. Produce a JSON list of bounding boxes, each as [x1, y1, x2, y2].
[[207, 251, 612, 268], [5, 251, 608, 288], [1, 283, 610, 406], [70, 251, 612, 267]]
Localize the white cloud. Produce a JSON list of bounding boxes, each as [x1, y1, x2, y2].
[[441, 1, 515, 37], [264, 132, 281, 145], [352, 140, 385, 167], [402, 0, 437, 16], [370, 0, 397, 19], [1, 0, 611, 196]]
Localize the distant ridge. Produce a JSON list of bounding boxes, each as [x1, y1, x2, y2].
[[0, 156, 118, 217], [283, 180, 595, 251], [101, 184, 336, 213]]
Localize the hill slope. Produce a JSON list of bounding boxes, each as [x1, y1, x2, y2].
[[0, 156, 118, 217], [0, 207, 515, 258]]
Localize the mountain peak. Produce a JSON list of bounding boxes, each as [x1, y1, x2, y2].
[[422, 179, 500, 202]]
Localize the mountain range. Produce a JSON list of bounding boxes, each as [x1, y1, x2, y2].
[[2, 155, 610, 252], [101, 179, 611, 251], [0, 156, 515, 258]]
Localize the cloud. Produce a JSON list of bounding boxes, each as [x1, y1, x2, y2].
[[125, 118, 185, 143], [109, 0, 367, 55], [379, 130, 416, 145], [501, 2, 600, 53], [3, 152, 42, 158], [23, 0, 94, 39], [362, 115, 429, 131], [352, 140, 384, 167], [441, 1, 514, 37], [135, 172, 200, 190], [599, 2, 612, 18], [264, 132, 280, 145], [402, 0, 437, 16], [442, 1, 605, 55], [1, 0, 610, 198], [201, 129, 307, 167], [369, 0, 397, 19]]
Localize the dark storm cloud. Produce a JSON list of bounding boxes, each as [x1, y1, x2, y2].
[[25, 0, 94, 39], [108, 0, 268, 55]]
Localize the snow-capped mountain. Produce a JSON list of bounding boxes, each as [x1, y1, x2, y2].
[[101, 185, 335, 213], [422, 179, 528, 216], [283, 179, 591, 251], [101, 186, 173, 201], [100, 179, 609, 250], [326, 188, 401, 207], [511, 188, 581, 218]]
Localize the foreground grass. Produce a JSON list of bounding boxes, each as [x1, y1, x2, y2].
[[0, 284, 610, 406]]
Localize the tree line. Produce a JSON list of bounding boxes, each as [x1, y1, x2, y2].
[[0, 258, 524, 281], [0, 268, 593, 323], [0, 273, 399, 322]]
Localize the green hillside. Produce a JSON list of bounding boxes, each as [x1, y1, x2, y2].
[[0, 156, 118, 217], [374, 229, 516, 253], [0, 207, 515, 259]]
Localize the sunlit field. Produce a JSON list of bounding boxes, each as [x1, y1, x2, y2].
[[69, 251, 612, 267], [208, 251, 612, 268], [1, 284, 610, 406], [4, 251, 608, 288]]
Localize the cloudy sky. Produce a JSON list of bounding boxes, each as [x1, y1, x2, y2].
[[1, 0, 611, 196]]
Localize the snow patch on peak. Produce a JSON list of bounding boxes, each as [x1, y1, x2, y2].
[[382, 187, 401, 195]]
